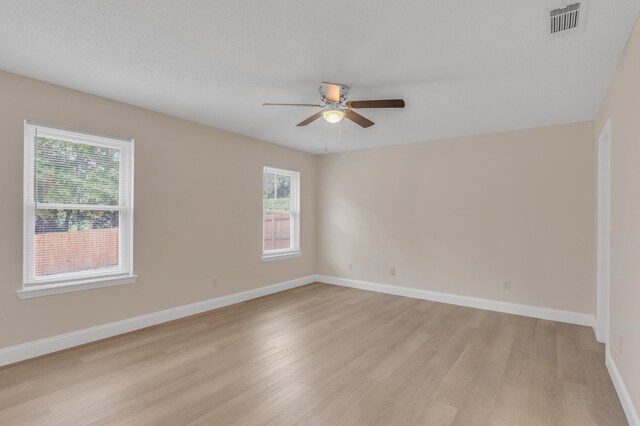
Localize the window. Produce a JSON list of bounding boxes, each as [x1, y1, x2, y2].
[[20, 121, 135, 298], [262, 166, 300, 261]]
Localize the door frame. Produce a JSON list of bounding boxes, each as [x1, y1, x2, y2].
[[596, 119, 612, 344]]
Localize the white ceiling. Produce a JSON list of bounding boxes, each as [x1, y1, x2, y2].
[[1, 1, 639, 154]]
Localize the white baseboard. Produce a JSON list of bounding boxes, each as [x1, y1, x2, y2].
[[316, 275, 595, 327], [593, 320, 603, 343], [606, 350, 640, 426], [0, 275, 316, 367]]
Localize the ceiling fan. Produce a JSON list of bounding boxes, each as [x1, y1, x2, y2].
[[263, 82, 405, 128]]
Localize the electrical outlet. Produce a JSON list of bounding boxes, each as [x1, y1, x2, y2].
[[619, 336, 624, 354], [348, 263, 353, 272], [389, 267, 396, 276], [211, 277, 218, 288], [502, 281, 511, 290]]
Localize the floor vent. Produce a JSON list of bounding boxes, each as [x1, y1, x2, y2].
[[550, 3, 583, 36]]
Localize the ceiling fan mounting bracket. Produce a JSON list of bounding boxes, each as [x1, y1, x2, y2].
[[319, 82, 349, 106]]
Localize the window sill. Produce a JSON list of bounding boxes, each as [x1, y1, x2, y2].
[[261, 251, 302, 262], [17, 274, 138, 299]]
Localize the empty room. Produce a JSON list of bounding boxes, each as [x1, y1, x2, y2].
[[0, 1, 639, 425]]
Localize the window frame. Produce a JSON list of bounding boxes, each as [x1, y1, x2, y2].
[[19, 121, 136, 298], [262, 166, 301, 262]]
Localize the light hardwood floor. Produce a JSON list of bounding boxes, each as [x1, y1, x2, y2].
[[0, 283, 627, 425]]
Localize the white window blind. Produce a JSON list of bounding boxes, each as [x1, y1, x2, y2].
[[23, 121, 134, 290], [263, 166, 300, 260]]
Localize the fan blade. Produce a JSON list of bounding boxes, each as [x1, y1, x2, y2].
[[297, 112, 322, 126], [345, 109, 375, 128], [263, 103, 323, 107], [323, 82, 341, 103], [347, 99, 405, 109]]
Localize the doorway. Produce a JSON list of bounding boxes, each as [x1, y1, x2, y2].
[[596, 119, 612, 344]]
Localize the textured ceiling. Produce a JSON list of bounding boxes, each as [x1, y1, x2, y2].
[[1, 1, 639, 153]]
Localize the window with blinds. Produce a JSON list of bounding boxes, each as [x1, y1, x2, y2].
[[23, 122, 135, 291], [262, 166, 300, 261]]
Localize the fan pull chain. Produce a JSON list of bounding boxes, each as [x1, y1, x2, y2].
[[337, 121, 342, 156]]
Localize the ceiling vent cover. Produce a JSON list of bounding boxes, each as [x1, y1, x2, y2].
[[550, 3, 584, 36]]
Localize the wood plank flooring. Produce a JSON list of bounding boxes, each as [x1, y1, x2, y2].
[[0, 283, 627, 425]]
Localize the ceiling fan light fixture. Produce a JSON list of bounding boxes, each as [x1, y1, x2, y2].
[[322, 106, 344, 124]]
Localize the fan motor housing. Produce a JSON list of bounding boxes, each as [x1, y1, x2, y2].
[[319, 83, 349, 105]]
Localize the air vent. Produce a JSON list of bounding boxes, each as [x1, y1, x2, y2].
[[550, 3, 582, 35]]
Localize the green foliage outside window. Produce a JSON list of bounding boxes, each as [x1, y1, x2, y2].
[[35, 138, 120, 233], [263, 171, 291, 210]]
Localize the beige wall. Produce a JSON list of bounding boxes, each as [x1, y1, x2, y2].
[[0, 70, 316, 348], [596, 15, 640, 415], [317, 122, 596, 314]]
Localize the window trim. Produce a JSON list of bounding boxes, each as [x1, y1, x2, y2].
[[21, 120, 136, 297], [16, 274, 138, 299], [262, 166, 301, 262]]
